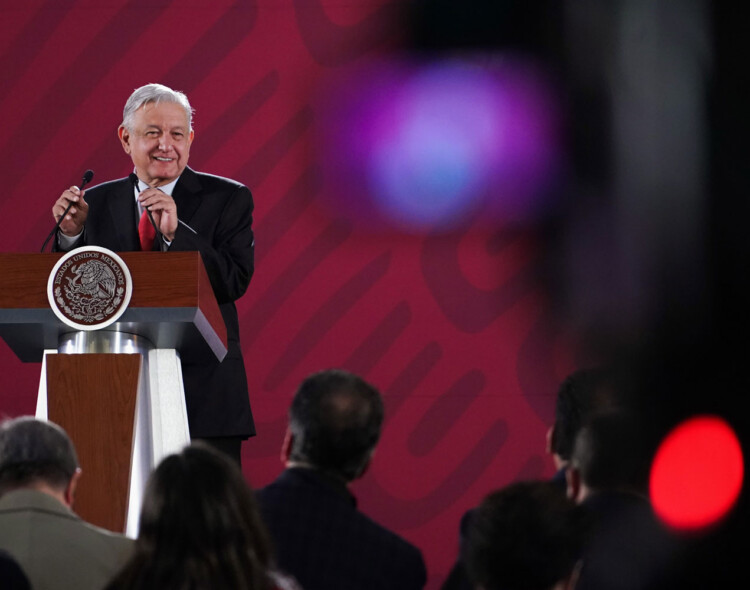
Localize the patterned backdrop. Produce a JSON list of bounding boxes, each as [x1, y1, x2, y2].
[[0, 1, 574, 586]]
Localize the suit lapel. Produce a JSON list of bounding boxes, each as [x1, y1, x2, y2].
[[172, 166, 203, 226], [106, 177, 140, 251]]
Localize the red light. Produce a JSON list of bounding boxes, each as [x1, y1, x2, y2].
[[650, 415, 744, 530]]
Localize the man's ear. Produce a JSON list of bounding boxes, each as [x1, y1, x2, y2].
[[117, 125, 131, 154], [564, 559, 584, 590], [354, 450, 375, 480], [551, 559, 583, 590], [64, 468, 82, 508], [566, 466, 581, 502], [546, 426, 555, 454], [281, 428, 294, 464]]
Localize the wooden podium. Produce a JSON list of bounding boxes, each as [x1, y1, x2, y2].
[[0, 252, 227, 535]]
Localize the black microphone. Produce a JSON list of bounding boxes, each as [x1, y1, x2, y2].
[[131, 173, 164, 247], [41, 169, 95, 252], [81, 169, 94, 187]]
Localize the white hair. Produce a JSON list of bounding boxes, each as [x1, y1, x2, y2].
[[122, 83, 194, 131]]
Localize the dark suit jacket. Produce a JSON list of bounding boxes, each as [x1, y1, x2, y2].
[[576, 491, 679, 590], [56, 167, 255, 437], [257, 468, 427, 590]]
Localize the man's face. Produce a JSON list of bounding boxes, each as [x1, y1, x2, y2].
[[118, 101, 194, 187]]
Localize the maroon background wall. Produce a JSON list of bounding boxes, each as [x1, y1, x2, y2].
[[0, 2, 572, 586]]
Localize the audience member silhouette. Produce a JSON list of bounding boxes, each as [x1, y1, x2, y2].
[[257, 369, 427, 590], [443, 368, 623, 590], [465, 481, 586, 590], [567, 411, 678, 590], [106, 443, 298, 590], [547, 368, 624, 489], [0, 417, 133, 590]]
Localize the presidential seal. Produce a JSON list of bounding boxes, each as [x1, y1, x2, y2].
[[47, 246, 133, 331]]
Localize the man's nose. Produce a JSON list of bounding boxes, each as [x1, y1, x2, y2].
[[158, 135, 172, 150]]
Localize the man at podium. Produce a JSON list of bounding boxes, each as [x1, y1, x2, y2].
[[51, 84, 255, 464]]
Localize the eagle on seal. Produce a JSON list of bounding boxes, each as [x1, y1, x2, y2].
[[66, 260, 117, 300]]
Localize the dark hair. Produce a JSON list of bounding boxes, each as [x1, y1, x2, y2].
[[571, 410, 648, 493], [466, 481, 586, 590], [551, 368, 622, 461], [0, 549, 31, 590], [0, 417, 78, 495], [288, 369, 384, 481], [106, 443, 272, 590]]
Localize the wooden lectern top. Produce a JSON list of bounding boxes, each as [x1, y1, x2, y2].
[[0, 251, 227, 362]]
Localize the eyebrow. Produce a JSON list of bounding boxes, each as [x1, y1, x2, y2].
[[144, 124, 186, 132]]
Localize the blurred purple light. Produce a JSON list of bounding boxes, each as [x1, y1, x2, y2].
[[315, 57, 562, 232], [368, 64, 502, 226]]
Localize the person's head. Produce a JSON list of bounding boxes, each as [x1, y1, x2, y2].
[[118, 83, 195, 187], [466, 481, 586, 590], [566, 410, 648, 502], [0, 417, 80, 506], [109, 443, 272, 590], [284, 369, 384, 482], [0, 549, 31, 590], [548, 368, 622, 468]]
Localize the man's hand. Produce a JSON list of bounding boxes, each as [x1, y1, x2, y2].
[[138, 188, 178, 242], [53, 186, 89, 237]]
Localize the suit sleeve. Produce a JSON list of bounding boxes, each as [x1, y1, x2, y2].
[[168, 183, 255, 304]]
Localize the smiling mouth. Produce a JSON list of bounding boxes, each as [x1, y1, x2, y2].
[[153, 157, 173, 162]]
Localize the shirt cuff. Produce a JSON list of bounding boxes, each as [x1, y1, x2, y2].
[[57, 229, 83, 249]]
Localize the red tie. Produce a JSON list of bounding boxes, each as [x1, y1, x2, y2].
[[139, 209, 156, 251]]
